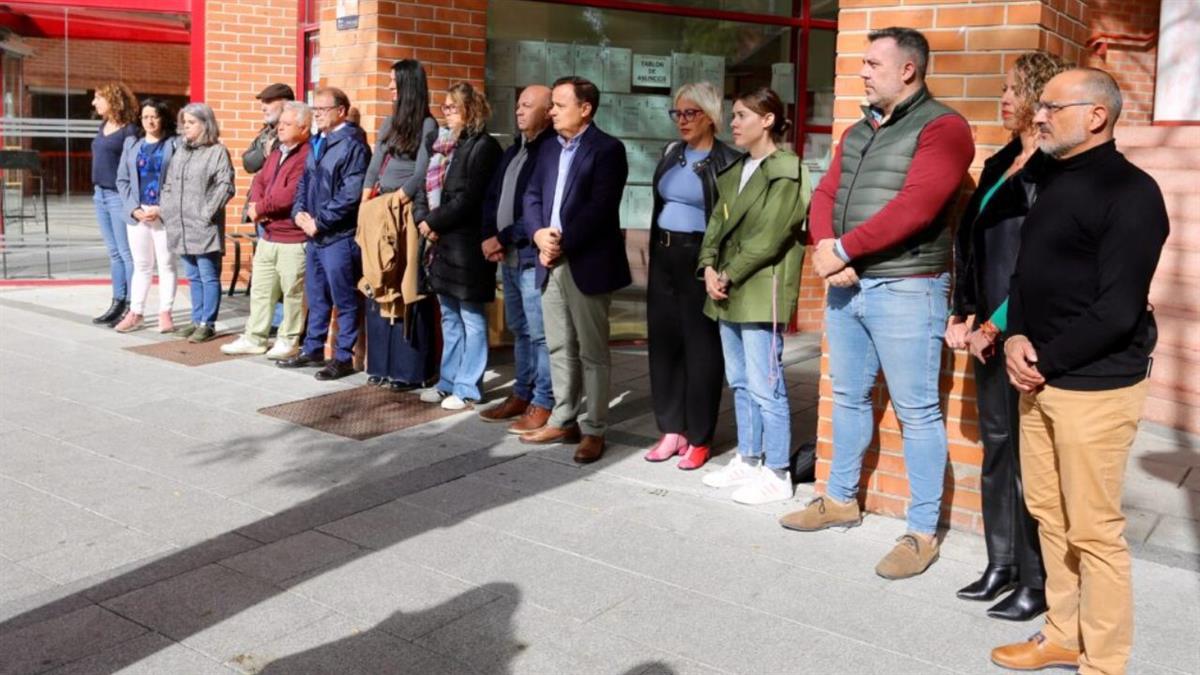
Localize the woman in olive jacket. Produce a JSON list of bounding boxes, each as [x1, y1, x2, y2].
[[159, 102, 236, 343], [697, 87, 810, 506], [644, 81, 742, 471], [414, 83, 503, 410]]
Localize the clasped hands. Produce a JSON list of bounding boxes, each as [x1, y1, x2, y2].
[[133, 204, 162, 224], [294, 211, 319, 237], [813, 238, 859, 288], [533, 227, 562, 268], [481, 236, 504, 263]]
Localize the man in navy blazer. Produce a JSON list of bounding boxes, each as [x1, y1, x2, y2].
[[519, 76, 631, 463]]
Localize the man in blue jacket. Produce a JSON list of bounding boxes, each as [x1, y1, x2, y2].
[[478, 84, 557, 433], [519, 76, 631, 464], [278, 86, 371, 380]]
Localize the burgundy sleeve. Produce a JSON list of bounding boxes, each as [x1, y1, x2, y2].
[[839, 114, 975, 259], [807, 129, 848, 244]]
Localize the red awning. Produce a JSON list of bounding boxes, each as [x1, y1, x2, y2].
[[0, 4, 191, 45]]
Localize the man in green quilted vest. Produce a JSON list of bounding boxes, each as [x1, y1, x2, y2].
[[779, 27, 975, 580]]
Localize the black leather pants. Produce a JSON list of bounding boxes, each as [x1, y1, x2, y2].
[[974, 351, 1045, 589]]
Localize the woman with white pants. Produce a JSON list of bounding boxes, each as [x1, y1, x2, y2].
[[114, 98, 179, 333]]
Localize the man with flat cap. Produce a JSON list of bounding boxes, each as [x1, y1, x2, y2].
[[244, 83, 296, 176]]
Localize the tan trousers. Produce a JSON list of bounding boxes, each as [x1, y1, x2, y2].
[[1019, 380, 1148, 675], [542, 262, 612, 437], [244, 240, 307, 345]]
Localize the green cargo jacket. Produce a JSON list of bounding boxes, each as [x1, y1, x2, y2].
[[696, 149, 810, 325]]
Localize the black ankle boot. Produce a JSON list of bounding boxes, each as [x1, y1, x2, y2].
[[956, 564, 1017, 601], [987, 585, 1048, 621], [93, 298, 126, 325], [105, 303, 130, 328]]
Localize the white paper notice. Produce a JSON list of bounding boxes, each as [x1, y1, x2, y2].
[[772, 62, 796, 104], [603, 47, 632, 93], [516, 41, 547, 87], [671, 53, 699, 89], [626, 139, 664, 185], [620, 185, 654, 231], [573, 45, 604, 90], [642, 95, 675, 139], [488, 40, 517, 87], [699, 55, 725, 90], [546, 42, 574, 84], [489, 86, 516, 138]]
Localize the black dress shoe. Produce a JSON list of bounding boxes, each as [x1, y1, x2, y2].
[[277, 352, 326, 369], [315, 359, 355, 381], [987, 585, 1048, 622], [93, 298, 127, 325], [957, 564, 1017, 601], [388, 380, 420, 392], [367, 375, 387, 386]]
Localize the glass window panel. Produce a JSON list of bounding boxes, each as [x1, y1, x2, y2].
[[811, 0, 838, 21]]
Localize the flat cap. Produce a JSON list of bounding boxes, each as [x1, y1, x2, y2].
[[256, 83, 296, 101]]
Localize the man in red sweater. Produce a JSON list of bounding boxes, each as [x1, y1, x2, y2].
[[222, 101, 313, 359], [778, 27, 975, 580]]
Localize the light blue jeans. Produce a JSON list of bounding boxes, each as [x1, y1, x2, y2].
[[502, 262, 553, 409], [93, 186, 134, 299], [180, 252, 223, 327], [825, 273, 950, 535], [436, 294, 488, 401], [719, 321, 791, 470]]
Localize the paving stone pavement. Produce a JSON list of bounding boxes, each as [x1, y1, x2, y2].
[[1, 285, 1197, 675]]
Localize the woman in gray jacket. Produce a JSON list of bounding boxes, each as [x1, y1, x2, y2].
[[159, 102, 236, 343]]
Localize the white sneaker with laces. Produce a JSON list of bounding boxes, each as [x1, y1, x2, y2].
[[420, 388, 448, 404], [220, 335, 268, 355], [441, 395, 469, 411], [731, 465, 793, 505], [702, 453, 762, 489], [266, 338, 299, 360]]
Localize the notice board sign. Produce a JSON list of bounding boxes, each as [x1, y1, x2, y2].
[[633, 54, 671, 89], [336, 0, 359, 30]]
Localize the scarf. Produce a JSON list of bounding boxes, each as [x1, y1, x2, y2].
[[424, 127, 458, 211]]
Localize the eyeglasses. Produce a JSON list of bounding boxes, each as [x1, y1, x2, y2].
[[441, 104, 460, 114], [668, 108, 704, 122], [1035, 100, 1094, 115], [312, 105, 339, 114]]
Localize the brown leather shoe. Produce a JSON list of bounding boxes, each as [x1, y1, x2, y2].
[[990, 633, 1080, 671], [479, 395, 529, 422], [508, 404, 551, 434], [573, 435, 605, 464], [519, 423, 581, 445]]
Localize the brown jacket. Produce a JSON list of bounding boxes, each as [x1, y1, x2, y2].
[[356, 189, 424, 321]]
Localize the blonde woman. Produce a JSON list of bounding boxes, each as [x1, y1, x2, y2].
[[414, 83, 504, 410], [159, 103, 235, 343], [90, 82, 141, 326]]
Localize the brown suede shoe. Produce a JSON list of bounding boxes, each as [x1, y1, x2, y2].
[[519, 423, 581, 445], [479, 395, 529, 422], [990, 633, 1080, 671], [508, 404, 551, 434], [778, 496, 862, 532], [574, 435, 605, 464], [875, 533, 940, 580]]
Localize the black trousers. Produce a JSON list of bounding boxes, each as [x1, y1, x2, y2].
[[975, 351, 1045, 588], [365, 297, 437, 385], [646, 232, 724, 447]]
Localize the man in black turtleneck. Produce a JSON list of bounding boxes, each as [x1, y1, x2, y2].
[[990, 68, 1168, 674]]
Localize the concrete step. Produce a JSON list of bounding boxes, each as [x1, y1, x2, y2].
[[1115, 125, 1200, 148]]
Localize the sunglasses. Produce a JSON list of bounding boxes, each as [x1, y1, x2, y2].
[[668, 108, 704, 122]]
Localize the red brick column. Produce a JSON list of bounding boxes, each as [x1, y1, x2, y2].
[[813, 0, 1087, 532]]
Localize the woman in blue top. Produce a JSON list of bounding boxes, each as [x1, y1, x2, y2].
[[643, 82, 742, 470], [90, 82, 141, 326], [114, 98, 178, 334]]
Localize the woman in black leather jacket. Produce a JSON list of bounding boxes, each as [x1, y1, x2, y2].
[[644, 81, 742, 470], [947, 51, 1068, 622]]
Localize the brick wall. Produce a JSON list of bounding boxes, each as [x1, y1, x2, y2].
[[813, 0, 1091, 532], [1084, 0, 1160, 125], [22, 37, 190, 96]]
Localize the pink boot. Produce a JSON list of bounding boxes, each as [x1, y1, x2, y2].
[[644, 433, 686, 462], [113, 312, 144, 333], [677, 445, 710, 471], [158, 311, 175, 333]]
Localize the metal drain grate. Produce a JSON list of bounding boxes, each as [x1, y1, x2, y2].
[[258, 385, 458, 440], [124, 334, 249, 367]]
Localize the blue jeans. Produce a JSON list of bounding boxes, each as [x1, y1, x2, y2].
[[719, 321, 791, 470], [502, 262, 553, 409], [825, 273, 950, 535], [93, 186, 134, 299], [179, 252, 223, 327], [436, 294, 488, 401]]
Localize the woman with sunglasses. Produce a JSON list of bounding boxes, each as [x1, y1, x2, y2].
[[643, 82, 742, 471]]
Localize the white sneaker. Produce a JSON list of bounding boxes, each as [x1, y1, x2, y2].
[[266, 338, 299, 360], [702, 453, 762, 489], [731, 465, 793, 505], [419, 388, 448, 404], [220, 335, 268, 355], [441, 395, 469, 411]]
